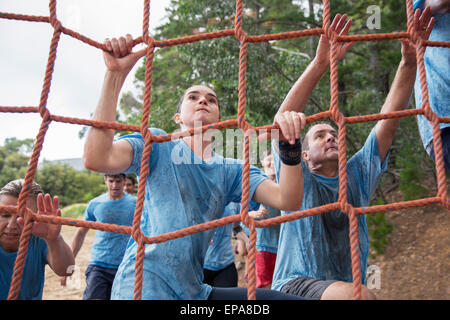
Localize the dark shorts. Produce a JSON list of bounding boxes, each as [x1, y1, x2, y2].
[[83, 264, 118, 300], [428, 127, 450, 171], [280, 276, 337, 300], [203, 262, 238, 287], [208, 287, 305, 300]]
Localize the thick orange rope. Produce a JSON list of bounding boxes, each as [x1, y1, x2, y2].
[[0, 0, 448, 300]]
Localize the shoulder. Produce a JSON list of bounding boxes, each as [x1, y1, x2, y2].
[[92, 193, 108, 203], [125, 193, 137, 203], [117, 128, 168, 145]]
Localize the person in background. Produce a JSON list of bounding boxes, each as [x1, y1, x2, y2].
[[0, 179, 74, 300], [124, 174, 137, 194], [61, 173, 136, 300], [248, 150, 281, 289]]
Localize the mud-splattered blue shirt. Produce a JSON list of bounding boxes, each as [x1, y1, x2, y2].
[[111, 128, 267, 300], [203, 202, 241, 271], [413, 0, 450, 149], [271, 128, 388, 291], [255, 205, 280, 254], [0, 235, 48, 300], [84, 192, 136, 269]]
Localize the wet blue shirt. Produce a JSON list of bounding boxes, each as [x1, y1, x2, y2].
[[203, 202, 241, 271], [84, 192, 136, 269], [0, 235, 48, 300], [413, 0, 450, 149], [255, 205, 280, 254], [271, 128, 388, 290], [111, 128, 267, 300]]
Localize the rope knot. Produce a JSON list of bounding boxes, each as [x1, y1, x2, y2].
[[49, 17, 62, 32], [236, 29, 248, 45]]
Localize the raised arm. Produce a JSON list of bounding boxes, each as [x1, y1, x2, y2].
[[253, 111, 306, 212], [276, 14, 353, 116], [83, 34, 146, 174], [374, 7, 435, 162]]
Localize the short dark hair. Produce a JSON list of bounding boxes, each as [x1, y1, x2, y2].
[[104, 173, 126, 179], [301, 120, 337, 151], [126, 174, 136, 185]]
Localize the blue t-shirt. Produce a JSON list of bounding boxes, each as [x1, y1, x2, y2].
[[271, 128, 388, 291], [111, 128, 267, 300], [0, 235, 48, 300], [84, 192, 136, 269], [239, 205, 280, 253], [413, 0, 450, 148], [255, 205, 280, 254], [203, 202, 241, 271]]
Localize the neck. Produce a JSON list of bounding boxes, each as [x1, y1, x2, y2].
[[308, 160, 339, 177], [108, 193, 124, 201]]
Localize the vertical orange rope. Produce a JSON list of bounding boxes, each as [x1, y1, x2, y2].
[[324, 0, 363, 300], [132, 0, 154, 300], [0, 0, 448, 301], [7, 0, 61, 300]]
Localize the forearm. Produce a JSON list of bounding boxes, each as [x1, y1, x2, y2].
[[277, 163, 303, 211], [71, 228, 88, 259], [377, 60, 416, 132], [277, 59, 329, 115], [375, 59, 417, 160], [83, 71, 127, 171], [46, 235, 75, 276]]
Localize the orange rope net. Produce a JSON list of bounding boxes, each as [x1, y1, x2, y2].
[[0, 0, 448, 301]]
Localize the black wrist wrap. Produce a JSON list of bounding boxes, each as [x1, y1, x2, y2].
[[278, 139, 302, 166]]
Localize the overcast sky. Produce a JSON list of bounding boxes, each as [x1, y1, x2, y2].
[[0, 0, 170, 161]]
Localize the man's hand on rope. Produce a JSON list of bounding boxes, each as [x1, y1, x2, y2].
[[315, 13, 354, 66], [275, 111, 307, 145], [401, 6, 435, 65], [414, 6, 436, 41], [103, 34, 146, 76], [258, 111, 307, 144], [16, 194, 63, 242]]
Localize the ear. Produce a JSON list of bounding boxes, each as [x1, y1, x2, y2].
[[173, 113, 182, 124], [302, 150, 309, 161]]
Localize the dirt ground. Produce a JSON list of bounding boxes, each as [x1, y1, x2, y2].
[[42, 227, 95, 300], [42, 203, 449, 300]]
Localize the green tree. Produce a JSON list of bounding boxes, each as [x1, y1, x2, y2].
[[0, 138, 34, 187], [35, 162, 106, 207]]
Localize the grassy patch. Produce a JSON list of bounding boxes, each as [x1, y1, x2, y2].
[[61, 203, 87, 219]]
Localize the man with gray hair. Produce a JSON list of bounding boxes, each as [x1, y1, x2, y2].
[[0, 179, 74, 300]]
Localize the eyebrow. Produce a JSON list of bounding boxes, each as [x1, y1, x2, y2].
[[186, 90, 218, 101], [313, 129, 337, 136]]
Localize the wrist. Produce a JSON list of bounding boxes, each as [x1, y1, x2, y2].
[[104, 70, 128, 88], [45, 234, 63, 247], [311, 57, 330, 73], [399, 58, 416, 68], [278, 139, 302, 166]]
